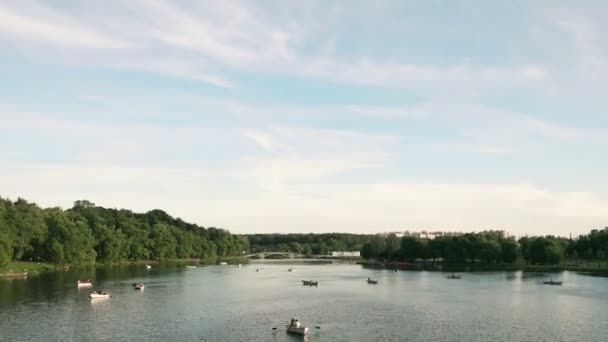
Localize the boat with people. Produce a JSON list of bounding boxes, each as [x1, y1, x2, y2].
[[301, 280, 319, 286], [367, 277, 378, 284], [288, 268, 295, 272], [286, 318, 308, 335], [446, 274, 462, 279], [256, 268, 263, 272], [543, 279, 563, 286], [77, 280, 93, 287], [133, 282, 145, 290], [145, 264, 152, 269], [89, 291, 110, 299]]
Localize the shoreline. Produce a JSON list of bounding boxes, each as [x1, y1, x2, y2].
[[357, 259, 608, 274], [0, 257, 250, 278]]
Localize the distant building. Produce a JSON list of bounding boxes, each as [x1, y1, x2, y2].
[[331, 251, 360, 257]]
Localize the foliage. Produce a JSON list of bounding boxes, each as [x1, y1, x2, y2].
[[0, 196, 248, 265], [247, 233, 367, 255]]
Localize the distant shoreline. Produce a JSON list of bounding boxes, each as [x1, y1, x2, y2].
[[357, 259, 608, 274]]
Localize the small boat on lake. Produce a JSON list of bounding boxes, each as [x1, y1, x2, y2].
[[237, 264, 242, 268], [543, 279, 563, 286], [288, 268, 295, 272], [286, 318, 308, 335], [367, 277, 378, 284], [77, 280, 93, 287], [133, 283, 144, 290], [256, 268, 263, 272], [219, 262, 228, 265], [185, 265, 197, 269], [89, 291, 110, 299], [446, 274, 462, 279], [302, 280, 318, 286], [145, 264, 152, 269]]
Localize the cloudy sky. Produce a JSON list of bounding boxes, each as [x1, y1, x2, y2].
[[1, 1, 607, 236]]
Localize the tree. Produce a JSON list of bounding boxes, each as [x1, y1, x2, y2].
[[385, 234, 400, 259], [0, 231, 12, 267], [400, 237, 426, 261], [479, 240, 502, 263], [500, 240, 520, 263]]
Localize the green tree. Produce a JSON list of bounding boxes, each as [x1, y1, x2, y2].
[[500, 239, 520, 263], [479, 240, 502, 263]]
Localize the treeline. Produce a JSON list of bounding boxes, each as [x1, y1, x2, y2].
[[246, 233, 368, 255], [361, 229, 608, 265], [0, 197, 249, 267]]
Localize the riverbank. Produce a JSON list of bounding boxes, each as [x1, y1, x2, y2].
[[357, 259, 608, 273], [0, 261, 56, 277], [1, 257, 250, 278]]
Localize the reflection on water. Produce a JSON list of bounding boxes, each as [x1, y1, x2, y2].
[[0, 263, 607, 342]]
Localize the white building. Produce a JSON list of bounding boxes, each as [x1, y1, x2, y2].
[[331, 251, 360, 257]]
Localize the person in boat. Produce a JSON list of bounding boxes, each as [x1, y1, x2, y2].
[[290, 319, 295, 327], [295, 320, 301, 328]]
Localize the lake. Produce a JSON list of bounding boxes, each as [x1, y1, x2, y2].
[[0, 262, 606, 341]]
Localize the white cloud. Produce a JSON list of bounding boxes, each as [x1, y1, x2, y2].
[[431, 142, 514, 155], [0, 2, 127, 49], [2, 161, 605, 236], [0, 1, 552, 90]]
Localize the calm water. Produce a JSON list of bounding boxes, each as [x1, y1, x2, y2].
[[1, 263, 607, 342]]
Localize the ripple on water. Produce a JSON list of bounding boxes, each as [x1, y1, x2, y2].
[[1, 265, 608, 341]]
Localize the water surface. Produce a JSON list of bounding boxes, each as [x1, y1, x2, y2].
[[0, 263, 606, 341]]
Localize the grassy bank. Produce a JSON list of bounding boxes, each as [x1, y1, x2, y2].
[[1, 257, 249, 278], [0, 261, 57, 277]]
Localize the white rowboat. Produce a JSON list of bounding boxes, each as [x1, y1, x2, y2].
[[89, 292, 110, 299], [77, 280, 93, 287]]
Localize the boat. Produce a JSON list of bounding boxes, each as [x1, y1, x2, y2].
[[543, 279, 563, 286], [77, 280, 93, 287], [89, 291, 110, 299], [446, 274, 461, 279], [367, 278, 378, 284], [288, 268, 295, 272], [219, 262, 228, 265], [256, 268, 262, 272], [133, 283, 145, 290], [394, 269, 399, 273], [286, 319, 308, 335], [237, 264, 242, 268], [145, 264, 152, 269], [185, 266, 197, 269], [301, 280, 319, 286]]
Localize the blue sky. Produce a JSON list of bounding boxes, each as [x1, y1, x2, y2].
[[1, 0, 607, 236]]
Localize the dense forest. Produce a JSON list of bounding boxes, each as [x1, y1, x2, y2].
[[360, 229, 608, 265], [0, 197, 249, 267], [246, 233, 369, 255]]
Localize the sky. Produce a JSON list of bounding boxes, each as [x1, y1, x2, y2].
[[0, 0, 607, 236]]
